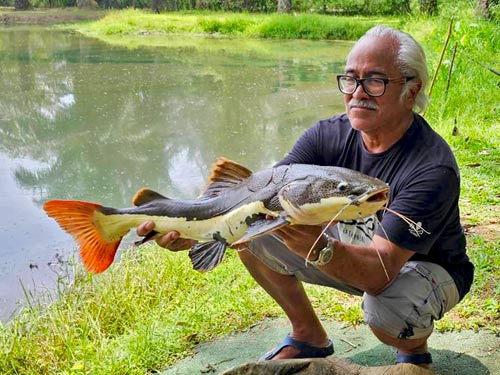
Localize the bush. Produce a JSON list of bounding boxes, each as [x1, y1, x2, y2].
[[293, 0, 412, 15]]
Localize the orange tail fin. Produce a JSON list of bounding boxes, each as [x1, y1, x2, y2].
[[43, 200, 122, 273]]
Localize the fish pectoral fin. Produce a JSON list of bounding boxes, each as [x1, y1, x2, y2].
[[132, 188, 170, 206], [189, 241, 228, 272], [232, 216, 290, 245]]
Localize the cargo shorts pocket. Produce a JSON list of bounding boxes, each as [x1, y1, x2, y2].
[[399, 262, 455, 339]]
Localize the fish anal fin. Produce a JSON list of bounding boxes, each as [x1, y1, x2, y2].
[[232, 216, 290, 245], [189, 240, 227, 272], [43, 200, 122, 273], [132, 188, 169, 206], [199, 157, 253, 198]]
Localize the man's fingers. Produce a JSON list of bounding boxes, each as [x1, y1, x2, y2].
[[156, 233, 197, 251], [156, 232, 180, 248], [137, 220, 155, 236]]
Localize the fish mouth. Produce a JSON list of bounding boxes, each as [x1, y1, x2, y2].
[[366, 188, 389, 202], [354, 187, 389, 205]]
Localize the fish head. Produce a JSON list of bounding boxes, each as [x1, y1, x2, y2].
[[278, 166, 389, 225]]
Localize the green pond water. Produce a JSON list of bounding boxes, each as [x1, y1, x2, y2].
[[0, 26, 351, 320]]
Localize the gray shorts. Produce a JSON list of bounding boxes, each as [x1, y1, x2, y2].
[[247, 235, 459, 340]]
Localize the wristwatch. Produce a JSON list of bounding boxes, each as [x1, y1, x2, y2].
[[308, 234, 335, 266]]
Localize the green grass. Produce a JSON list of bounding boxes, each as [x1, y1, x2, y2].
[[0, 245, 282, 374], [1, 3, 500, 374], [402, 12, 500, 218], [75, 8, 399, 40]]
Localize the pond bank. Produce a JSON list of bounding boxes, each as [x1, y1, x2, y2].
[[0, 7, 107, 25]]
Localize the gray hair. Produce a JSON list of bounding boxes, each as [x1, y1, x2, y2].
[[353, 25, 429, 112]]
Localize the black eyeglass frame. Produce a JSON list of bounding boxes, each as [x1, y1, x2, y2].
[[336, 75, 415, 97]]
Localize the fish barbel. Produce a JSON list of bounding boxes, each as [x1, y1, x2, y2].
[[43, 157, 389, 273]]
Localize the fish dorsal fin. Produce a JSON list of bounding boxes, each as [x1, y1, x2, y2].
[[132, 188, 169, 206], [199, 157, 253, 198]]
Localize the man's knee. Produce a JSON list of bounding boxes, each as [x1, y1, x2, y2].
[[362, 261, 459, 340], [363, 291, 435, 340]]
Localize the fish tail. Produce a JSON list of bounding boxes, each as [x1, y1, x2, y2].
[[43, 200, 122, 273]]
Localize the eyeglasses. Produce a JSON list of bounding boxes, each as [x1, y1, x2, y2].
[[336, 75, 414, 97]]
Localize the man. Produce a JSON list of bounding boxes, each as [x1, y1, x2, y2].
[[138, 26, 474, 368]]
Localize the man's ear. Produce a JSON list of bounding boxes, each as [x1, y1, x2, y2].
[[408, 80, 422, 100], [405, 80, 422, 109]]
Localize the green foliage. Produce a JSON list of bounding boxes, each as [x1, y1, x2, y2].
[[6, 0, 430, 15], [491, 3, 500, 20], [0, 245, 280, 374], [255, 13, 377, 39], [293, 0, 412, 15], [402, 6, 500, 210], [80, 10, 399, 40], [198, 16, 254, 33]]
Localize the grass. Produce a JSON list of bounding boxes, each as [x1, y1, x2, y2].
[[0, 246, 282, 374], [75, 8, 400, 40], [1, 2, 500, 374]]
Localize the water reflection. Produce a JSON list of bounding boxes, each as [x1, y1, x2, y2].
[[0, 26, 350, 320]]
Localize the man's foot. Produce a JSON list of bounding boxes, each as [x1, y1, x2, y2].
[[396, 352, 432, 369], [259, 334, 334, 361]]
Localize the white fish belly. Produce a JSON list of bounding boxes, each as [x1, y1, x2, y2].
[[280, 196, 386, 224], [97, 201, 273, 244]]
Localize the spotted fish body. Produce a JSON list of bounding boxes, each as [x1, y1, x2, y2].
[[44, 158, 389, 273]]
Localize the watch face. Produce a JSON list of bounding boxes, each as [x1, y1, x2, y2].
[[320, 247, 333, 264]]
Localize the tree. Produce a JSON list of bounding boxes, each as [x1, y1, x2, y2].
[[420, 0, 438, 15], [14, 0, 30, 10], [477, 0, 498, 19], [76, 0, 98, 7], [277, 0, 292, 13], [152, 0, 163, 13], [394, 0, 411, 14]]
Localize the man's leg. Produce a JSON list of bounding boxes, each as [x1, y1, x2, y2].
[[238, 249, 330, 359], [363, 261, 460, 368], [370, 326, 431, 368], [239, 234, 363, 359]]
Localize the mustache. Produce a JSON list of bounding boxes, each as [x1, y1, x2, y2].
[[348, 99, 379, 110]]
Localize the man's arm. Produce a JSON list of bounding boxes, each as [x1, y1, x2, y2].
[[274, 225, 414, 295]]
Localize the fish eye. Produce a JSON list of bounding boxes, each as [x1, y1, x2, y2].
[[337, 182, 348, 191]]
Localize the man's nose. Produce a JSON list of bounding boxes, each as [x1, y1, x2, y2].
[[352, 82, 369, 98]]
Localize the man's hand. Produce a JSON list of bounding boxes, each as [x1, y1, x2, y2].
[[136, 220, 197, 251], [274, 224, 333, 259]]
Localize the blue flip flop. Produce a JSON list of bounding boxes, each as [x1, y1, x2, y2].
[[396, 352, 433, 365], [259, 334, 334, 361]]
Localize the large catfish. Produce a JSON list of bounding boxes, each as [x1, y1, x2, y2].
[[43, 157, 389, 274]]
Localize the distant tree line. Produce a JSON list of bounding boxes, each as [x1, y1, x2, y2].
[[9, 0, 499, 21]]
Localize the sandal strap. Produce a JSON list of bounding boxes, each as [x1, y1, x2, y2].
[[396, 352, 433, 365], [260, 334, 334, 361]]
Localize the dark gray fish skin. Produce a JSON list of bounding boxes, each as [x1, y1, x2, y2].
[[44, 160, 389, 274], [108, 164, 388, 222]]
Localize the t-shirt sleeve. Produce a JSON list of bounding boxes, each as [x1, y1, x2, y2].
[[276, 124, 322, 166], [376, 166, 460, 254], [276, 116, 346, 167]]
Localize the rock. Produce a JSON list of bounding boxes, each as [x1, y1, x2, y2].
[[221, 357, 437, 375]]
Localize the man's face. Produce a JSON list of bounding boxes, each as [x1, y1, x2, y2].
[[343, 36, 413, 134]]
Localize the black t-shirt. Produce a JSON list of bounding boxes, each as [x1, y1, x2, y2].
[[277, 113, 474, 300]]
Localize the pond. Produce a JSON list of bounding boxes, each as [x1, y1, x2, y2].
[[0, 26, 351, 321]]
